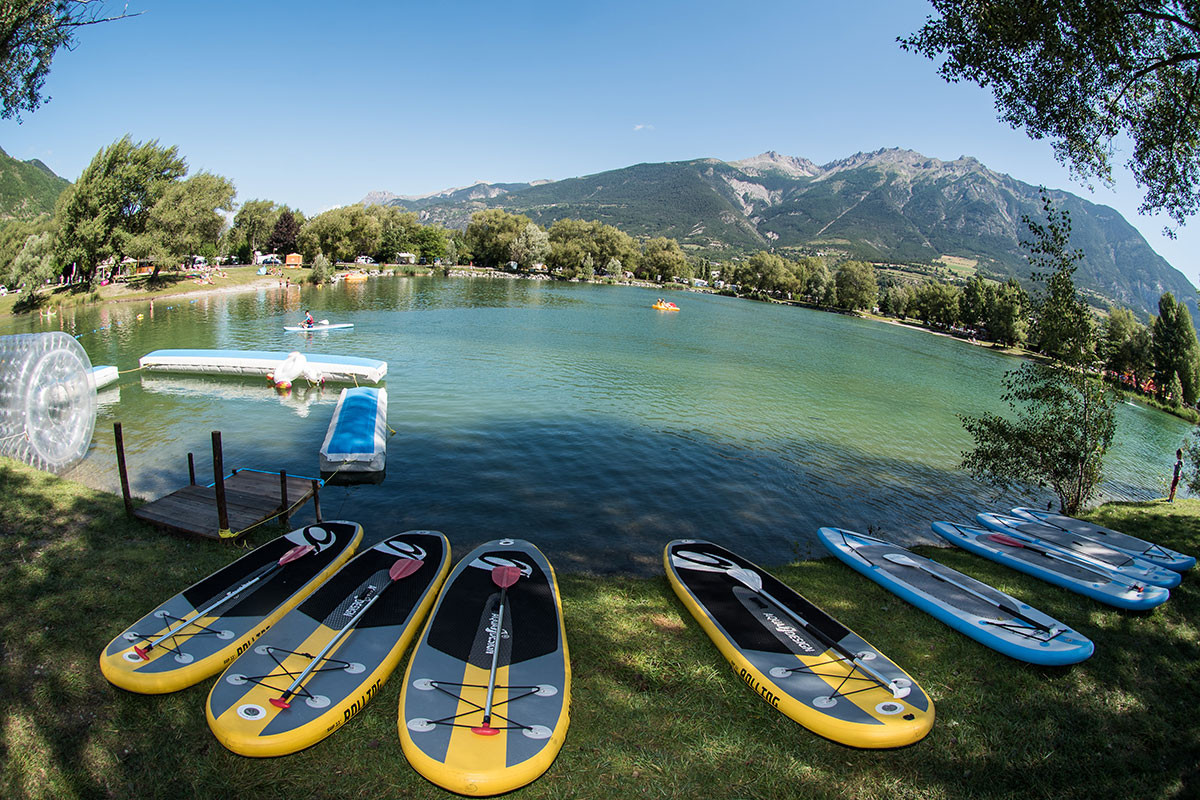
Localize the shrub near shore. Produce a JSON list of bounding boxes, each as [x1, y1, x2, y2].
[[1, 456, 1197, 799]]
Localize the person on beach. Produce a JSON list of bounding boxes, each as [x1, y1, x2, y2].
[[1169, 448, 1184, 501], [303, 310, 314, 328]]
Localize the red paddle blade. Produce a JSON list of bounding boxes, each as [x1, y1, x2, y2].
[[269, 697, 291, 709], [389, 558, 424, 581], [987, 533, 1025, 548], [491, 565, 521, 589], [471, 724, 500, 736], [279, 543, 315, 565]]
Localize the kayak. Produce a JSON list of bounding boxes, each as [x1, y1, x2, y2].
[[652, 302, 679, 311], [100, 521, 363, 694], [976, 513, 1181, 589], [818, 527, 1093, 665], [207, 531, 450, 756], [1010, 506, 1195, 572], [399, 539, 570, 796], [284, 323, 354, 331], [931, 521, 1169, 610], [664, 539, 933, 748]]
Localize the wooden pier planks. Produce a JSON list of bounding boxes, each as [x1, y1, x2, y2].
[[132, 469, 318, 540]]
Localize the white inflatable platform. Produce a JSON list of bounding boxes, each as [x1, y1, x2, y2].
[[138, 349, 387, 384]]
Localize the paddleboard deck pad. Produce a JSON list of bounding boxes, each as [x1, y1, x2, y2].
[[664, 539, 933, 748], [100, 521, 363, 694], [207, 531, 450, 756], [1010, 506, 1195, 572], [932, 521, 1169, 610], [977, 513, 1180, 588], [400, 539, 569, 796], [818, 528, 1093, 665]]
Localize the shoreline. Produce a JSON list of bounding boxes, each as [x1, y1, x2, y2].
[[3, 267, 1193, 424]]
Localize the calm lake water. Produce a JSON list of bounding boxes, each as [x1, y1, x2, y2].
[[3, 277, 1192, 573]]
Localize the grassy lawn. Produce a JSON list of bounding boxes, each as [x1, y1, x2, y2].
[[1, 457, 1197, 799]]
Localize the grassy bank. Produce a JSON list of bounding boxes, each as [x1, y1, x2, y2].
[[0, 267, 285, 316], [2, 466, 1199, 799]]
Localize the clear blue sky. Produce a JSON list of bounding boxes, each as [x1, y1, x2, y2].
[[4, 0, 1197, 286]]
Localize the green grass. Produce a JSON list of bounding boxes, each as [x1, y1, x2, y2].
[[1, 458, 1197, 799]]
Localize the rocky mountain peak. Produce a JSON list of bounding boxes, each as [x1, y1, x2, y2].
[[731, 151, 821, 179]]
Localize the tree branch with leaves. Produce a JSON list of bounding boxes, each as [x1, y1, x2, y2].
[[0, 1, 141, 121], [901, 1, 1200, 232]]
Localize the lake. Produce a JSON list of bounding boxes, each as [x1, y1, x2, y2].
[[3, 276, 1191, 573]]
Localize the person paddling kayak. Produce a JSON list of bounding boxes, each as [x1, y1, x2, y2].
[[303, 310, 314, 328]]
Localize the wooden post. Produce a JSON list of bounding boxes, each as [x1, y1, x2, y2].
[[212, 431, 230, 536], [113, 422, 134, 517], [279, 470, 290, 527], [187, 452, 196, 485], [311, 479, 322, 522]]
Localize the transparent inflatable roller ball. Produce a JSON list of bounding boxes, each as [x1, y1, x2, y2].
[[0, 332, 97, 473]]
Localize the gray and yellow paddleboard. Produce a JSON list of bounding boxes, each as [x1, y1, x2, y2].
[[207, 531, 450, 756], [399, 539, 570, 795], [101, 521, 362, 694], [665, 539, 934, 748]]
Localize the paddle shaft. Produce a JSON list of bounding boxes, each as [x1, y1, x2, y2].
[[989, 531, 1123, 579], [276, 585, 386, 703], [139, 560, 287, 655], [750, 580, 905, 698], [996, 522, 1135, 570], [882, 554, 1059, 633], [481, 587, 510, 726]]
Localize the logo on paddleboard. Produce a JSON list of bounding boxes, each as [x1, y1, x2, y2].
[[672, 549, 738, 574], [376, 538, 427, 562], [469, 555, 533, 577], [761, 612, 817, 653]]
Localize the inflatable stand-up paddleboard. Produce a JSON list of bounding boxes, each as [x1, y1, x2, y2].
[[101, 522, 363, 694], [932, 521, 1168, 610], [1010, 506, 1195, 573], [664, 540, 933, 748], [977, 513, 1180, 589], [400, 539, 570, 796], [207, 531, 450, 756], [818, 528, 1093, 665]]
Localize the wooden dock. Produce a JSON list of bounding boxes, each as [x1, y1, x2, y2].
[[116, 425, 322, 540]]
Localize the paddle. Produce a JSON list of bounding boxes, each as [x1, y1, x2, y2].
[[985, 531, 1128, 580], [996, 516, 1138, 569], [725, 566, 910, 700], [880, 553, 1062, 635], [134, 543, 316, 661], [472, 565, 523, 735], [271, 557, 424, 709]]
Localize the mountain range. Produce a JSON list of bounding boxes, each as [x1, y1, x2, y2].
[[0, 146, 69, 219], [366, 148, 1198, 322]]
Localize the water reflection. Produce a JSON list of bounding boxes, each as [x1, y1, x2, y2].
[[3, 276, 1192, 574]]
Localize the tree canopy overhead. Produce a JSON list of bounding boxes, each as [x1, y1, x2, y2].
[[901, 1, 1200, 230], [0, 2, 139, 121]]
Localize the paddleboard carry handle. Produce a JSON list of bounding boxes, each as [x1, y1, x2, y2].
[[726, 566, 910, 700], [472, 565, 522, 735], [134, 544, 316, 661], [272, 557, 423, 709]]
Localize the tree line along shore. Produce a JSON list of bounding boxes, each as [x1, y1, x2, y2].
[[1, 137, 1198, 423]]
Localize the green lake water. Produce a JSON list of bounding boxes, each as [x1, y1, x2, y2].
[[3, 277, 1191, 573]]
